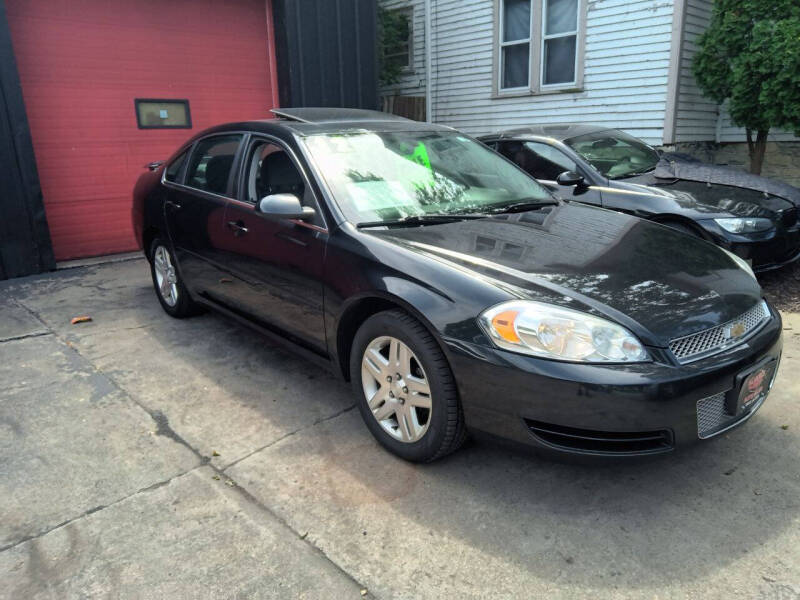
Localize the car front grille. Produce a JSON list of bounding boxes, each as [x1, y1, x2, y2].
[[696, 387, 770, 439], [781, 207, 798, 229], [669, 301, 770, 364], [525, 419, 674, 455], [696, 392, 730, 439]]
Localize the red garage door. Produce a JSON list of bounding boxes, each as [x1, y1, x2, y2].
[[6, 0, 279, 261]]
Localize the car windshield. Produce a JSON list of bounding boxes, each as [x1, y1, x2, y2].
[[301, 130, 553, 224], [565, 130, 661, 179]]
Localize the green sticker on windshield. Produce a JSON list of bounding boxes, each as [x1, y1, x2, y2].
[[405, 142, 432, 173]]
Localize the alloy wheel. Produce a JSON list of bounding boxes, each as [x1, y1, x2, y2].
[[153, 245, 179, 307], [361, 336, 433, 443]]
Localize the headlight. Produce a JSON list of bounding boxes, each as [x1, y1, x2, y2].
[[714, 217, 773, 233], [479, 300, 649, 363], [722, 248, 757, 280]]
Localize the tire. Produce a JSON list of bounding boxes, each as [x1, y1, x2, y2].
[[350, 309, 467, 462], [149, 238, 202, 318]]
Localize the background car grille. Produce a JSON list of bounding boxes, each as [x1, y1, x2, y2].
[[669, 301, 770, 363], [525, 419, 673, 454], [781, 207, 798, 229]]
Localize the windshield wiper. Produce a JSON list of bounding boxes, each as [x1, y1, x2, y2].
[[356, 213, 485, 229], [485, 200, 559, 214], [611, 168, 657, 180]]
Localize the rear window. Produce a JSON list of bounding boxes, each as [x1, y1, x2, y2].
[[165, 150, 188, 182]]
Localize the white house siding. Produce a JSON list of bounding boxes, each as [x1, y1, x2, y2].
[[675, 0, 799, 143], [380, 0, 675, 144], [673, 0, 716, 142]]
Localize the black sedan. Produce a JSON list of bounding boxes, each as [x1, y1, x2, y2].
[[480, 125, 800, 272], [132, 108, 782, 462]]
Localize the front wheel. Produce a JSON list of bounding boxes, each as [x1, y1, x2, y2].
[[350, 310, 467, 462], [149, 238, 201, 318]]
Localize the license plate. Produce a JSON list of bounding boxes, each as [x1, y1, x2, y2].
[[736, 360, 777, 414]]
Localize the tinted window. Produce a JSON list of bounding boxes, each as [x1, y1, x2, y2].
[[165, 150, 188, 182], [498, 141, 577, 180], [185, 135, 242, 195]]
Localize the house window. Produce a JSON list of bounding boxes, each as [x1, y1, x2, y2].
[[500, 0, 531, 90], [383, 8, 413, 72], [496, 0, 583, 94], [542, 0, 578, 86]]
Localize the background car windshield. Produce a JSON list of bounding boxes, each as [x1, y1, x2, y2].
[[565, 130, 660, 179], [302, 131, 552, 223]]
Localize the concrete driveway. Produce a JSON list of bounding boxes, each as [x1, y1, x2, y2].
[[1, 257, 799, 599]]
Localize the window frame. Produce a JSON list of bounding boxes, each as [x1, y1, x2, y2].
[[540, 0, 580, 89], [134, 98, 192, 130], [498, 0, 533, 92], [382, 6, 414, 73], [492, 0, 586, 97]]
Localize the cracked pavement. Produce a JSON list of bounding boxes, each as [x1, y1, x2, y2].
[[1, 258, 799, 599]]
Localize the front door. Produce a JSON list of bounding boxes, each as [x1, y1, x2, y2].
[[216, 137, 328, 354], [496, 140, 604, 207], [164, 134, 243, 299]]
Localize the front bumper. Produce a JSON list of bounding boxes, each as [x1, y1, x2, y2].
[[445, 305, 783, 458], [703, 222, 800, 272]]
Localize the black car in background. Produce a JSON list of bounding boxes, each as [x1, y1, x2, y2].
[[133, 109, 782, 462], [480, 125, 800, 272]]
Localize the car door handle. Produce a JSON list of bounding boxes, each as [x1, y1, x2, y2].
[[227, 220, 249, 236], [165, 200, 182, 211]]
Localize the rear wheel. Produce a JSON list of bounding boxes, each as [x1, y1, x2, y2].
[[149, 239, 201, 318], [350, 310, 467, 462]]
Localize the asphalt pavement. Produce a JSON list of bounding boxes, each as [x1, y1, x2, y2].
[[1, 257, 798, 599]]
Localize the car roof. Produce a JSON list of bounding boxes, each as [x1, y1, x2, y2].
[[480, 123, 615, 142], [196, 107, 453, 138]]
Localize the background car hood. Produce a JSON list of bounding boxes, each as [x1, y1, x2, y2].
[[615, 175, 793, 220], [618, 154, 796, 218], [366, 204, 763, 346]]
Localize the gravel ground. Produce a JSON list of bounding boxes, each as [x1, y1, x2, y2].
[[760, 261, 800, 313]]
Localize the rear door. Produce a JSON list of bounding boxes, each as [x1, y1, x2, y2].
[[163, 133, 244, 299], [496, 140, 603, 207], [216, 136, 328, 354]]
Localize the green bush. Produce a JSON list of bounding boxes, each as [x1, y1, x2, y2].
[[693, 0, 800, 174]]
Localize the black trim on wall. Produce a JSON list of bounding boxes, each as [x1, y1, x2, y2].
[[272, 0, 378, 110], [0, 0, 55, 280]]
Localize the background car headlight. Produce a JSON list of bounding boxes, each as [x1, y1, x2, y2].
[[714, 217, 773, 233], [479, 301, 649, 363]]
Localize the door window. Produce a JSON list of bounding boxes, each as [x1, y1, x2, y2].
[[498, 140, 577, 181], [243, 139, 324, 226], [165, 150, 188, 182], [185, 135, 243, 196]]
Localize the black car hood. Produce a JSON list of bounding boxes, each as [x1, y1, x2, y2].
[[654, 154, 800, 206], [367, 204, 763, 345], [614, 154, 798, 218]]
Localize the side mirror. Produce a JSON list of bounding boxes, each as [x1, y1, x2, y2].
[[256, 193, 315, 221], [556, 171, 585, 187]]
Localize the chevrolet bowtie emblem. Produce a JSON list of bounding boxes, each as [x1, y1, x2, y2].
[[727, 321, 747, 340]]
